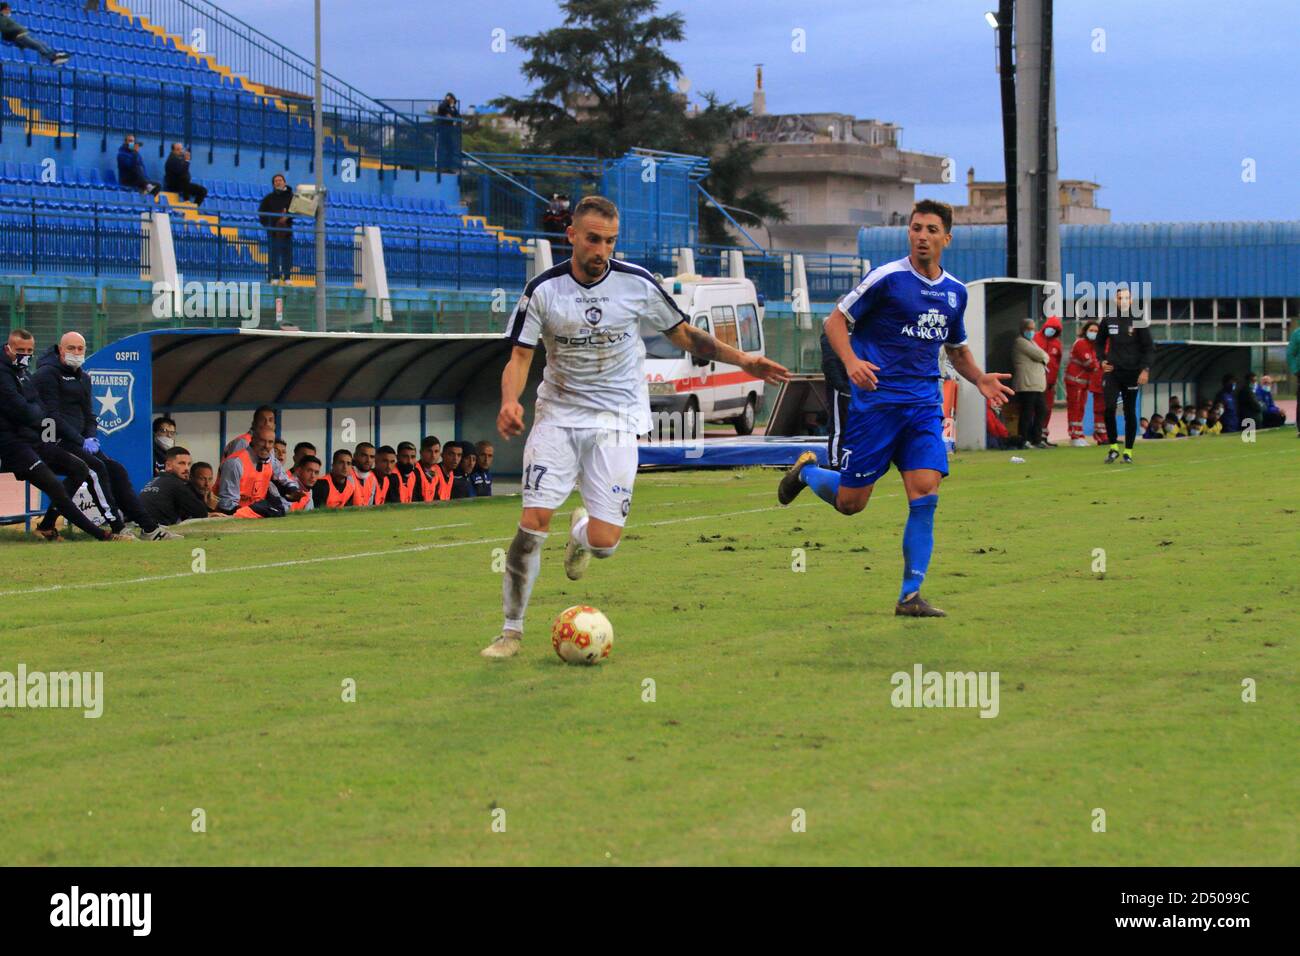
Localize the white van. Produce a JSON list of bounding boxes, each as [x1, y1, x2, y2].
[[643, 274, 766, 435]]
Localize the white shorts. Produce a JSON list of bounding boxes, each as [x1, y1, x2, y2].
[[521, 420, 638, 525]]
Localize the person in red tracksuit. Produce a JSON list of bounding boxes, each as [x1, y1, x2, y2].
[[1064, 320, 1101, 446], [1033, 315, 1064, 441]]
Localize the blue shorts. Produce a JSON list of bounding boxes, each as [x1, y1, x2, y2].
[[838, 401, 949, 488]]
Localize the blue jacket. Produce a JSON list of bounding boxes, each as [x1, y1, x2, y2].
[[1216, 387, 1239, 432], [117, 144, 148, 188], [1254, 384, 1280, 415]]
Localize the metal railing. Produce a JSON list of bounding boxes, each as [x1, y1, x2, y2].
[[382, 225, 527, 292], [108, 0, 400, 116], [0, 62, 462, 172], [0, 200, 148, 278]]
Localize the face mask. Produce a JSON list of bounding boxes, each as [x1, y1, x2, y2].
[[156, 434, 175, 450], [1196, 417, 1206, 424], [1043, 328, 1056, 337], [64, 353, 85, 369], [13, 352, 31, 369], [1022, 331, 1034, 340], [1085, 331, 1097, 341]]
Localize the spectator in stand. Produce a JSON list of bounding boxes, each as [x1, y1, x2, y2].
[[1255, 375, 1287, 428], [33, 331, 182, 540], [419, 435, 451, 501], [1215, 374, 1240, 432], [0, 3, 70, 65], [349, 442, 380, 506], [164, 143, 207, 207], [116, 134, 161, 196], [543, 194, 573, 242], [287, 455, 321, 512], [1064, 321, 1100, 447], [1012, 318, 1050, 449], [138, 447, 217, 526], [153, 415, 177, 474], [217, 426, 302, 517], [1143, 414, 1165, 440], [393, 440, 420, 502], [258, 174, 294, 284], [1032, 315, 1064, 444], [223, 405, 277, 458], [372, 444, 398, 505], [313, 449, 357, 509], [470, 440, 493, 496], [1, 329, 121, 541], [436, 92, 460, 119]]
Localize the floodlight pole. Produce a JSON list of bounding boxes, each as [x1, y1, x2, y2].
[[313, 0, 326, 332]]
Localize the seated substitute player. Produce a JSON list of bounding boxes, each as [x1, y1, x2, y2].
[[350, 442, 380, 506], [288, 455, 322, 511], [776, 200, 1014, 618], [313, 449, 358, 509], [222, 405, 277, 459], [217, 425, 304, 517], [481, 194, 789, 658]]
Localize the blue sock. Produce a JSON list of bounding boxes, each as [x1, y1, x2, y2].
[[802, 465, 841, 506], [899, 494, 938, 601]]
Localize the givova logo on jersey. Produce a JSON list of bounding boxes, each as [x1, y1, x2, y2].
[[901, 308, 950, 340]]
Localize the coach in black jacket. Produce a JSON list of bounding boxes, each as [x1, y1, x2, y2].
[[32, 332, 178, 540], [1094, 289, 1156, 462], [0, 328, 113, 540]]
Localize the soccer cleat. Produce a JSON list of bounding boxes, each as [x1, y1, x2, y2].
[[144, 527, 184, 541], [1122, 452, 1134, 464], [480, 631, 523, 659], [109, 531, 137, 542], [895, 593, 947, 617], [564, 506, 592, 581], [777, 450, 818, 505], [1070, 438, 1088, 447], [33, 527, 64, 543], [1104, 449, 1120, 464]]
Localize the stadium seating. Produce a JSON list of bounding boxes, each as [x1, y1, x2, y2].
[[0, 1, 521, 285]]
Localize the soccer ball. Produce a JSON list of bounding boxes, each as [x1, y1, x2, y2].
[[551, 605, 614, 665]]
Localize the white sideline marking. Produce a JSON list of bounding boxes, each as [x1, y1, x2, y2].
[[0, 504, 809, 597], [202, 522, 472, 535], [5, 444, 1291, 598]]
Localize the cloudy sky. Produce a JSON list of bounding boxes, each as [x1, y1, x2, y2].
[[217, 0, 1296, 222]]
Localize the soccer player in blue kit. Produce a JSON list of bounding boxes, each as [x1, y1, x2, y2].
[[778, 200, 1015, 617]]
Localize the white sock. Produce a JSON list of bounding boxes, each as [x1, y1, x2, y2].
[[573, 515, 617, 558], [502, 524, 547, 634]]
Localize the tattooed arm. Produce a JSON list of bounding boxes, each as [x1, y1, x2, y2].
[[664, 322, 790, 384]]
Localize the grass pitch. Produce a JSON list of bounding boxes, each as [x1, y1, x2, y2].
[[2, 430, 1297, 865]]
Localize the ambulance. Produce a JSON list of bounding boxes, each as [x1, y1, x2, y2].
[[643, 274, 767, 435]]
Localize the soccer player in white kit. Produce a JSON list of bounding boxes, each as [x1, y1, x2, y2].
[[482, 195, 789, 658]]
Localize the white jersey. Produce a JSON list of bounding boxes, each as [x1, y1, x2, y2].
[[505, 259, 688, 433]]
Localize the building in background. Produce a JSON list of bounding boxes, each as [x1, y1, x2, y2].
[[728, 67, 948, 254], [952, 167, 1110, 226]]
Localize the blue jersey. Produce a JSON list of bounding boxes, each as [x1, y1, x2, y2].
[[836, 257, 968, 405]]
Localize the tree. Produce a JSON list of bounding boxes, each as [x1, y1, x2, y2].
[[493, 0, 784, 246]]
